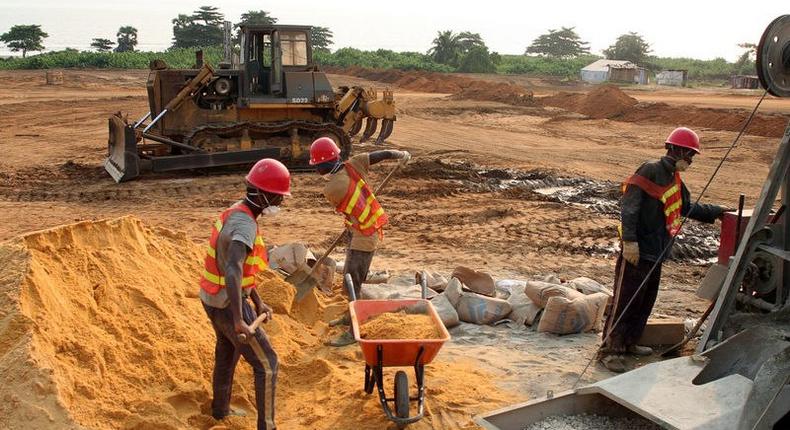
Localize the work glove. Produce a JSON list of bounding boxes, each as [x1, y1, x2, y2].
[[622, 241, 640, 266], [399, 151, 411, 166]]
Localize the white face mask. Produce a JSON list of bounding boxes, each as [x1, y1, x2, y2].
[[675, 159, 690, 172], [261, 206, 280, 216]]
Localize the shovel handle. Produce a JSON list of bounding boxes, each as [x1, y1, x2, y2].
[[237, 312, 269, 343]]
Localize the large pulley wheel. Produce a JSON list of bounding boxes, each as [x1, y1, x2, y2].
[[757, 15, 790, 97]]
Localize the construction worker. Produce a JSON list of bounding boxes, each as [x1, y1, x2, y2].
[[309, 137, 410, 346], [601, 127, 727, 373], [199, 159, 291, 429]]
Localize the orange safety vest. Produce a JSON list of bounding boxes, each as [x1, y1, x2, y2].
[[621, 172, 683, 237], [200, 204, 268, 295], [336, 162, 388, 236]]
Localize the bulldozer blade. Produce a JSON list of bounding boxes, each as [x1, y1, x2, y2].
[[105, 114, 141, 183], [374, 119, 394, 145], [349, 117, 363, 137], [359, 118, 378, 143]]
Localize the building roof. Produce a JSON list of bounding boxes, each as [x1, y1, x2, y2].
[[582, 59, 636, 72]]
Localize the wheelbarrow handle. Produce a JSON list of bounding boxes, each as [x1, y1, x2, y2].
[[237, 312, 269, 343]]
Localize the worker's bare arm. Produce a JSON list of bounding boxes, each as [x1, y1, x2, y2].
[[224, 240, 252, 336]]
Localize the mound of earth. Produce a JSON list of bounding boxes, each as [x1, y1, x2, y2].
[[329, 66, 534, 106], [541, 85, 638, 119], [0, 216, 511, 429]]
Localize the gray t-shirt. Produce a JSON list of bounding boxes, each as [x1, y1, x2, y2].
[[200, 208, 258, 308]]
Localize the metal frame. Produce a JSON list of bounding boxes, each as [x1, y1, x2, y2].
[[363, 345, 427, 427], [700, 121, 790, 351]]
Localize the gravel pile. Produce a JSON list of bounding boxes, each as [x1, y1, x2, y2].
[[522, 413, 661, 430]]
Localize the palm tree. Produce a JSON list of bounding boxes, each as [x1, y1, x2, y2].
[[115, 26, 138, 52], [428, 30, 461, 66]]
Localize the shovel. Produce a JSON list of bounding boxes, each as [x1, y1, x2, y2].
[[290, 161, 405, 301]]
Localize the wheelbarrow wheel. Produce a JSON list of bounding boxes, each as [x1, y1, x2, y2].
[[394, 370, 410, 421]]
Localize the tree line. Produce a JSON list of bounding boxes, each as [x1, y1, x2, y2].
[[0, 6, 334, 57], [1, 13, 757, 80]]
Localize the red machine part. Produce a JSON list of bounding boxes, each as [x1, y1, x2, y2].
[[718, 210, 752, 265]]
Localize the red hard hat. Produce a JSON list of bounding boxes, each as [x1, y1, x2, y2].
[[245, 159, 291, 196], [666, 127, 700, 154], [309, 137, 341, 165]]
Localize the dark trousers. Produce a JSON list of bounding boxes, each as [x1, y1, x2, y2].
[[344, 248, 374, 299], [603, 254, 662, 353], [203, 300, 278, 430]]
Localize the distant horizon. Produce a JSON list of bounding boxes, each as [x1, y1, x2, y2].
[[0, 0, 786, 61]]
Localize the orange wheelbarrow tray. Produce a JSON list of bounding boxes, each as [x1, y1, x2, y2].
[[349, 294, 451, 428]]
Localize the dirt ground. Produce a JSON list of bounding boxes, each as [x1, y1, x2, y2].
[[0, 69, 787, 429]]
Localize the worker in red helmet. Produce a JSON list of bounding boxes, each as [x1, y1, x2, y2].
[[200, 158, 291, 429], [309, 137, 410, 347], [601, 127, 728, 373]]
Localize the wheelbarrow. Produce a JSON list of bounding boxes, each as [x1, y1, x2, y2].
[[345, 273, 451, 428]]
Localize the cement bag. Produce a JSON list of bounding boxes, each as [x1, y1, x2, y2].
[[506, 286, 541, 326], [456, 292, 512, 325], [452, 266, 495, 297], [430, 293, 460, 328], [360, 283, 438, 300], [365, 270, 390, 284], [524, 281, 584, 308], [444, 277, 463, 307], [423, 271, 449, 292], [267, 243, 315, 274], [389, 273, 419, 287], [537, 293, 610, 335], [567, 277, 613, 297]]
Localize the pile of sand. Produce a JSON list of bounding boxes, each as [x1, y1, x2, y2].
[[360, 311, 442, 340], [330, 66, 535, 106], [0, 216, 512, 429]]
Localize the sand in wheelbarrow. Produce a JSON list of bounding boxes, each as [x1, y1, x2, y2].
[[360, 311, 443, 340]]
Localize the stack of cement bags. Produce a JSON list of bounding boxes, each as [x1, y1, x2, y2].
[[524, 277, 611, 335]]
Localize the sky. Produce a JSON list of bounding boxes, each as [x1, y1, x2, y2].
[[0, 0, 786, 60]]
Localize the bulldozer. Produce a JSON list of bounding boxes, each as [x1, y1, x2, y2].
[[105, 24, 396, 182]]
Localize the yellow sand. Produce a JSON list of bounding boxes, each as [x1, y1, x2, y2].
[[0, 216, 510, 430], [360, 311, 443, 340]]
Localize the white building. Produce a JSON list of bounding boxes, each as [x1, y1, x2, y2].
[[580, 59, 643, 84]]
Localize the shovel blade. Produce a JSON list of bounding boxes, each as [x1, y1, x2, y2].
[[286, 267, 319, 302]]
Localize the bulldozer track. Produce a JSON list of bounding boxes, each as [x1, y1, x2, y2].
[[184, 120, 352, 157]]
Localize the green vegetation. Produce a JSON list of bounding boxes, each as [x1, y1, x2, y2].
[[603, 32, 651, 65], [1, 24, 48, 58], [115, 26, 138, 52], [0, 47, 224, 69], [314, 48, 453, 72], [497, 54, 600, 77], [526, 27, 590, 58], [427, 30, 497, 73], [172, 6, 224, 49]]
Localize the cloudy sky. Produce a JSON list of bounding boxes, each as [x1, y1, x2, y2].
[[0, 0, 786, 60]]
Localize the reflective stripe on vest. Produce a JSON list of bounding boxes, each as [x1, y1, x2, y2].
[[336, 162, 388, 236], [200, 204, 268, 295], [620, 172, 683, 237]]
